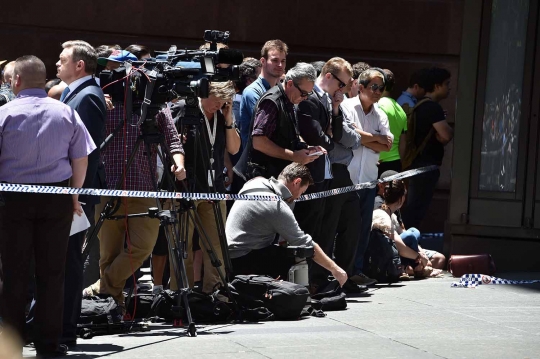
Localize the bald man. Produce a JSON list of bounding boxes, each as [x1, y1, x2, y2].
[[0, 55, 95, 357]]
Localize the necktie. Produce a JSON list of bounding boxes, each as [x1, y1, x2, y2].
[[60, 87, 71, 102]]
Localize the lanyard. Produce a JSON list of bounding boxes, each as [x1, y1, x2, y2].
[[199, 100, 217, 166]]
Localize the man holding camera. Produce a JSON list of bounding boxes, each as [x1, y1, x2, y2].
[[172, 80, 240, 294], [235, 63, 322, 181], [227, 163, 347, 286], [83, 50, 187, 312]]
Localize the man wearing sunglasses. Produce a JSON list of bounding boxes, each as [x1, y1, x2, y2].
[[341, 68, 393, 286], [294, 58, 365, 292], [235, 63, 323, 181]]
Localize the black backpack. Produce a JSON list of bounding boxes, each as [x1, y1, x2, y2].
[[363, 229, 402, 283], [230, 275, 310, 320], [151, 290, 234, 323]]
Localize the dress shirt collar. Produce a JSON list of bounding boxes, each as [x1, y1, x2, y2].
[[15, 88, 47, 98], [402, 91, 417, 105], [68, 75, 93, 93], [313, 83, 325, 98]]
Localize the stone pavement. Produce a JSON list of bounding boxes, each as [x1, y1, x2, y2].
[[22, 272, 540, 359]]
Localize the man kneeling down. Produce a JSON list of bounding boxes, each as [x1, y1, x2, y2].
[[226, 163, 347, 286]]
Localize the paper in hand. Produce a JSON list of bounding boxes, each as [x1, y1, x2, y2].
[[70, 210, 91, 236]]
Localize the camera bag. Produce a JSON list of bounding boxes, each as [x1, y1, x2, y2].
[[230, 275, 310, 320]]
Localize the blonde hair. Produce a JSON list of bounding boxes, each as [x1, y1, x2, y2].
[[321, 57, 353, 78], [209, 81, 235, 101]]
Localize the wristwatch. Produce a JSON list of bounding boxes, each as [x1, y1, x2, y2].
[[225, 123, 235, 129]]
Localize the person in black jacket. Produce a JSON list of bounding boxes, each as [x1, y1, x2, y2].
[[294, 58, 352, 243], [56, 40, 107, 347], [293, 58, 366, 292]]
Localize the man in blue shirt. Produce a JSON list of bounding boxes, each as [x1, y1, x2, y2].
[[238, 40, 288, 147], [396, 68, 430, 108]]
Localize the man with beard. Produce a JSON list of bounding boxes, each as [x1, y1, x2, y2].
[[238, 40, 288, 147]]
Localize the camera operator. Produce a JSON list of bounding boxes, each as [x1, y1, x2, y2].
[[171, 80, 240, 294], [234, 63, 323, 181], [226, 163, 347, 286], [82, 50, 187, 313]]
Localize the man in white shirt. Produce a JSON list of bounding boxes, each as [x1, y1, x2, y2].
[[341, 68, 393, 285]]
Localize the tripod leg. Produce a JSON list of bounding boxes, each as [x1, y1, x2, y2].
[[82, 197, 122, 262], [211, 201, 233, 281]]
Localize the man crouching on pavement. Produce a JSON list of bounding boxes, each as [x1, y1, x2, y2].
[[226, 163, 347, 286]]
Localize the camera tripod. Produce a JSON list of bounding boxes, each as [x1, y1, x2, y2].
[[83, 100, 236, 337]]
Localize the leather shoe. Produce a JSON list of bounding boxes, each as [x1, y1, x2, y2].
[[36, 344, 68, 358], [342, 279, 368, 294]]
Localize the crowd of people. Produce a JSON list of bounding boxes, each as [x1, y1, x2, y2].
[[0, 38, 454, 357]]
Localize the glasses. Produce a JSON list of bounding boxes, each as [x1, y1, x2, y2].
[[293, 82, 313, 98], [367, 83, 385, 93], [330, 73, 347, 89]]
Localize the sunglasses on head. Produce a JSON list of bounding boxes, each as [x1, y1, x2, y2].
[[293, 82, 313, 98], [330, 73, 347, 89]]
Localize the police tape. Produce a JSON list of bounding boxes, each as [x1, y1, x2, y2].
[[0, 165, 438, 202], [451, 274, 540, 288], [295, 165, 438, 202]]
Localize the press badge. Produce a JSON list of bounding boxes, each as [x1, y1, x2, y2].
[[208, 170, 215, 187]]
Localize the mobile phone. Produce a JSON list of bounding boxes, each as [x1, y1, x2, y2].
[[308, 151, 324, 156]]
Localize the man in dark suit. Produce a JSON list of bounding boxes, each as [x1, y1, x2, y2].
[[294, 58, 359, 292], [56, 40, 107, 346]]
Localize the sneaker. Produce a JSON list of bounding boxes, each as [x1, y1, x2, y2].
[[350, 273, 378, 286], [342, 279, 368, 294], [152, 285, 164, 295]]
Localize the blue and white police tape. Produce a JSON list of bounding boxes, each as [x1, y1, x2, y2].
[[451, 274, 540, 288], [0, 165, 437, 202], [295, 165, 438, 202]]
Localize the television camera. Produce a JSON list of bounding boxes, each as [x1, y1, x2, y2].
[[99, 30, 243, 124]]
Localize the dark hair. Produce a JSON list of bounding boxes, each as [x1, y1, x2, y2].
[[382, 179, 407, 205], [352, 62, 371, 80], [382, 69, 394, 92], [125, 44, 151, 60], [236, 57, 262, 92], [310, 61, 325, 77], [408, 68, 431, 89], [278, 163, 314, 187], [425, 67, 451, 93], [45, 78, 61, 93], [95, 45, 115, 58]]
